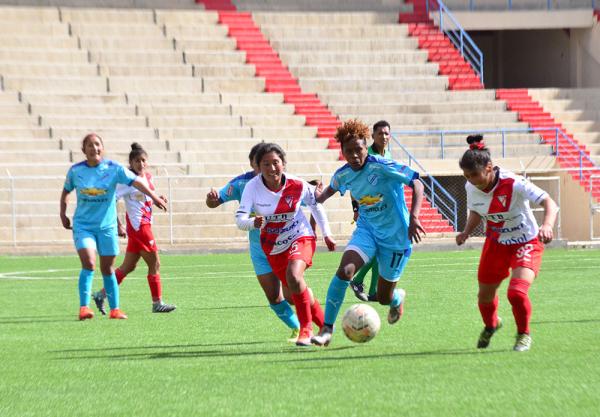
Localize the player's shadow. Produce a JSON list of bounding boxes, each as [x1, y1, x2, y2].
[[52, 340, 271, 353], [0, 315, 74, 324], [530, 318, 600, 325]]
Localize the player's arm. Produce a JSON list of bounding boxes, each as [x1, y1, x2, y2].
[[408, 178, 426, 244], [538, 196, 559, 244], [132, 177, 167, 211], [316, 185, 337, 204], [235, 185, 263, 230], [456, 210, 482, 245], [304, 183, 336, 251], [59, 188, 71, 230]]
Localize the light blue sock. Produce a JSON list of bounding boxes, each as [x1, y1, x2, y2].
[[390, 288, 405, 308], [78, 269, 94, 307], [270, 301, 300, 330], [324, 275, 350, 326], [102, 273, 119, 310]]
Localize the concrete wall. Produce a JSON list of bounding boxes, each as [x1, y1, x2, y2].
[[570, 21, 600, 88]]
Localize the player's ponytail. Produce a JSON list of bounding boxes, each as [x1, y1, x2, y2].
[[459, 134, 491, 171], [128, 142, 148, 169]]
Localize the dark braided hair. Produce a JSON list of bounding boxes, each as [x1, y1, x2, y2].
[[459, 134, 492, 171], [128, 142, 147, 168], [249, 141, 265, 165]]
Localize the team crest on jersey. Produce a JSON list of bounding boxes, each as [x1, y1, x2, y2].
[[284, 196, 294, 208], [367, 174, 379, 186], [497, 195, 507, 207], [226, 184, 234, 197]]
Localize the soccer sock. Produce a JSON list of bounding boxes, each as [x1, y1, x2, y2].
[[102, 273, 120, 310], [367, 261, 379, 297], [291, 288, 313, 332], [507, 279, 532, 334], [311, 298, 325, 329], [147, 274, 162, 302], [324, 275, 350, 326], [269, 301, 300, 330], [390, 288, 405, 308], [478, 296, 499, 329], [115, 268, 126, 285], [78, 268, 94, 307]]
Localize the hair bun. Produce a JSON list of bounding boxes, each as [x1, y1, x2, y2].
[[466, 134, 485, 150], [130, 142, 143, 151]]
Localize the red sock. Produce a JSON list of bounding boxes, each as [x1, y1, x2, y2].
[[291, 288, 313, 332], [311, 298, 324, 329], [115, 268, 126, 285], [147, 274, 162, 302], [478, 296, 499, 329], [507, 279, 532, 334]]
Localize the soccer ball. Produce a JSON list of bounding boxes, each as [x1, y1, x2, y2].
[[341, 303, 381, 343]]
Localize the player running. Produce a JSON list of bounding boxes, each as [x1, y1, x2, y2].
[[235, 143, 336, 346], [311, 119, 425, 346], [60, 134, 167, 321], [206, 143, 301, 342], [456, 134, 558, 352], [92, 143, 176, 315], [350, 120, 393, 302]]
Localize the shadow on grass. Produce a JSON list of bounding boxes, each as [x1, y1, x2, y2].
[[530, 318, 600, 325], [51, 345, 355, 361], [52, 340, 272, 353], [0, 315, 73, 324]]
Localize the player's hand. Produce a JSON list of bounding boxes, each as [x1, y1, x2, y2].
[[253, 216, 265, 229], [538, 224, 553, 244], [154, 196, 168, 211], [159, 195, 168, 204], [324, 236, 336, 251], [60, 214, 72, 230], [408, 217, 426, 244], [118, 224, 127, 238], [455, 232, 469, 246], [206, 188, 219, 203]]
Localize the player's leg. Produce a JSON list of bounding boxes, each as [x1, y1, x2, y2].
[[367, 260, 380, 301], [74, 229, 97, 320], [376, 247, 411, 324], [139, 250, 176, 313], [286, 258, 313, 346], [258, 271, 300, 335], [350, 260, 373, 302], [93, 251, 140, 315], [98, 227, 126, 319]]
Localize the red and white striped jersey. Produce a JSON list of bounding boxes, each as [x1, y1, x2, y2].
[[116, 171, 154, 231], [466, 168, 548, 245], [236, 173, 331, 255]]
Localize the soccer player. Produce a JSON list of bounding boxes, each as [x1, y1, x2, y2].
[[311, 119, 425, 347], [350, 120, 393, 302], [206, 143, 301, 342], [456, 134, 558, 352], [60, 133, 167, 321], [235, 143, 336, 346], [92, 143, 176, 315]]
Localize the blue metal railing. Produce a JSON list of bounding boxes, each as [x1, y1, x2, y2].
[[390, 136, 459, 231], [459, 0, 596, 11], [393, 127, 598, 180], [425, 0, 484, 84]]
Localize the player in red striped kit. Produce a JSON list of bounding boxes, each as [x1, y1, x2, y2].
[[93, 143, 176, 314], [235, 143, 336, 346], [456, 135, 558, 351]]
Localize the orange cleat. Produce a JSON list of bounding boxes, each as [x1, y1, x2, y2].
[[79, 306, 94, 321], [109, 308, 128, 320]]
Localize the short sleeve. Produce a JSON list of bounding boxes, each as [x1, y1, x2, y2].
[[116, 163, 137, 186], [63, 167, 74, 192], [379, 159, 419, 186], [330, 171, 347, 196], [218, 181, 240, 203], [515, 176, 548, 205], [115, 183, 131, 200]]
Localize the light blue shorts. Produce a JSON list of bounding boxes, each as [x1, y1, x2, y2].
[[346, 226, 412, 282], [249, 239, 272, 276], [73, 226, 119, 257]]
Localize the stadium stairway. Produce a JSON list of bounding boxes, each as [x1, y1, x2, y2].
[[496, 88, 600, 200], [399, 0, 483, 90]]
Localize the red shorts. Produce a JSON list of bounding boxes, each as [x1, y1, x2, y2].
[[266, 237, 316, 286], [126, 223, 158, 253], [478, 237, 544, 284]]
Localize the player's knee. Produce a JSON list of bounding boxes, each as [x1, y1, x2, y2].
[[338, 264, 355, 280]]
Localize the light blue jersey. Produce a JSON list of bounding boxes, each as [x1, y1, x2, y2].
[[219, 171, 271, 276], [331, 155, 419, 251], [64, 159, 137, 231]]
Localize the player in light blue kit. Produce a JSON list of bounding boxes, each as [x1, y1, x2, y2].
[[205, 143, 301, 342], [60, 133, 167, 321], [311, 119, 426, 346]]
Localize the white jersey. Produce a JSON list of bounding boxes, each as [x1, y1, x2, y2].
[[466, 168, 548, 245], [116, 171, 154, 231], [235, 173, 331, 256]]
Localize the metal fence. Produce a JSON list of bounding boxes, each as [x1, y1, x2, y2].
[[590, 175, 600, 240]]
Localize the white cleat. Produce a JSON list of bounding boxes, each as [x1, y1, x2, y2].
[[513, 333, 532, 352], [311, 325, 333, 347]]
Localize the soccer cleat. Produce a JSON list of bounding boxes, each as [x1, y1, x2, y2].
[[477, 317, 503, 349], [295, 328, 313, 347], [287, 328, 300, 343], [387, 289, 406, 324], [311, 325, 333, 347], [350, 281, 368, 302], [513, 333, 532, 352], [152, 302, 177, 313], [79, 306, 94, 321], [367, 293, 378, 302], [109, 308, 128, 320], [92, 291, 107, 316]]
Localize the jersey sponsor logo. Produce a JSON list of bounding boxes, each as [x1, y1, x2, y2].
[[357, 194, 383, 206], [264, 212, 295, 223], [367, 173, 379, 186], [80, 187, 107, 196]]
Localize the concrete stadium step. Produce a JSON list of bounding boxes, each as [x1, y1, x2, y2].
[[319, 90, 497, 104], [51, 127, 157, 141], [173, 37, 238, 50], [165, 24, 229, 38], [0, 127, 50, 138], [252, 12, 401, 25], [60, 138, 168, 153], [0, 162, 191, 176], [178, 149, 337, 163], [235, 0, 411, 12], [69, 23, 168, 37], [80, 38, 174, 50], [270, 38, 418, 51], [0, 36, 78, 48], [168, 137, 331, 152], [190, 64, 255, 77], [220, 92, 286, 105], [188, 161, 342, 175], [40, 115, 148, 129], [405, 144, 553, 159], [330, 101, 507, 114], [155, 9, 220, 25], [138, 104, 232, 116], [0, 6, 60, 21], [0, 48, 90, 63], [337, 112, 518, 125], [60, 8, 155, 24], [288, 63, 439, 78], [259, 24, 410, 38], [101, 64, 193, 78], [107, 77, 203, 93], [31, 103, 136, 117], [90, 51, 184, 65], [396, 133, 542, 147], [231, 104, 295, 116], [278, 51, 429, 65], [299, 77, 448, 92], [183, 51, 246, 64], [0, 63, 99, 77], [0, 115, 41, 126], [148, 114, 306, 128], [0, 139, 61, 151], [126, 93, 221, 105], [5, 76, 107, 93], [0, 23, 68, 36], [0, 150, 70, 163]]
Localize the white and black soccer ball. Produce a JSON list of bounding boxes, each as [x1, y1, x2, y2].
[[341, 303, 381, 343]]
